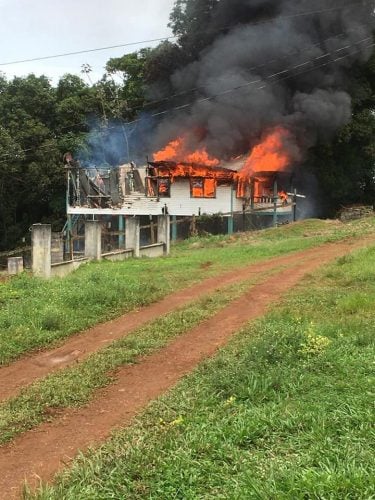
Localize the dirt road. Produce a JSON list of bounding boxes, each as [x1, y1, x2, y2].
[[0, 237, 373, 498], [0, 242, 341, 402]]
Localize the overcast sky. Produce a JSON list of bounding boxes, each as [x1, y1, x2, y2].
[[0, 0, 175, 84]]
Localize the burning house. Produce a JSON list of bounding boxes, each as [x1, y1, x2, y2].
[[66, 128, 295, 220], [65, 0, 373, 252]]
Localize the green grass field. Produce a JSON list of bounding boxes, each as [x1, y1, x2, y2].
[[1, 217, 375, 365], [31, 235, 375, 499], [0, 277, 266, 445]]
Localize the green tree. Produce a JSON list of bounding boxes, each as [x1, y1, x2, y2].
[[310, 48, 375, 212]]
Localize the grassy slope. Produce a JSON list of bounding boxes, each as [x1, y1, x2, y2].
[[0, 278, 263, 445], [33, 240, 375, 499], [1, 218, 375, 365]]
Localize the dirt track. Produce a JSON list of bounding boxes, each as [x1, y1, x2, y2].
[[0, 242, 344, 402], [0, 236, 374, 499]]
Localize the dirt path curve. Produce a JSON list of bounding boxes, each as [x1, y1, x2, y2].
[[0, 242, 343, 402], [0, 237, 373, 499]]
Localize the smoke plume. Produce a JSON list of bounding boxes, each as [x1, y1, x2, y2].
[[151, 0, 374, 164]]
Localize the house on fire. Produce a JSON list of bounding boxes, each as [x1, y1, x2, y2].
[[65, 157, 294, 219], [62, 154, 296, 257]]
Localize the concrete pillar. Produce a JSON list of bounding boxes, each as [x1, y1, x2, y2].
[[8, 257, 23, 275], [157, 215, 171, 255], [32, 224, 51, 279], [126, 217, 140, 257], [118, 215, 125, 248], [85, 220, 102, 261]]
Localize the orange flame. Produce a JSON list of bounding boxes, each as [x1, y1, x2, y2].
[[241, 127, 291, 179], [153, 136, 220, 167]]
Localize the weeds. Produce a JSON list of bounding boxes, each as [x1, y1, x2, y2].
[[32, 242, 375, 499]]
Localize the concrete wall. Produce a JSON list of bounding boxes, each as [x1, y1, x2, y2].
[[31, 217, 169, 279], [102, 249, 134, 262], [50, 258, 88, 278], [7, 257, 23, 275], [139, 243, 165, 258], [51, 233, 64, 264]]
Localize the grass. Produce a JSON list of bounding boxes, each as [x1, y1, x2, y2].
[[1, 217, 375, 365], [0, 276, 265, 445], [31, 242, 375, 499]]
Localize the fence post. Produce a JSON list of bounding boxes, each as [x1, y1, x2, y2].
[[32, 224, 52, 279], [157, 215, 171, 255], [85, 220, 102, 261], [126, 217, 140, 257]]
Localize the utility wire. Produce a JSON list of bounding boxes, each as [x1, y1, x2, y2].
[[0, 35, 372, 168], [0, 0, 370, 67]]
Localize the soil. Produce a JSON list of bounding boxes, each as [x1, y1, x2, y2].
[[0, 236, 374, 498]]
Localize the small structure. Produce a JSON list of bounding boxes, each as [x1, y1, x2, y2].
[[7, 257, 23, 276]]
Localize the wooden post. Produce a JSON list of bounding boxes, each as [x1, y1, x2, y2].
[[273, 177, 278, 227], [190, 215, 198, 237], [293, 188, 297, 222]]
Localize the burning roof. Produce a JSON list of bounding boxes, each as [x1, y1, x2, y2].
[[148, 161, 237, 182], [152, 127, 294, 181]]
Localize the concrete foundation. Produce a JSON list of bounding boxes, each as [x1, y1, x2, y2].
[[125, 217, 140, 257], [85, 220, 102, 260], [7, 257, 24, 275], [157, 215, 171, 255], [32, 224, 52, 279]]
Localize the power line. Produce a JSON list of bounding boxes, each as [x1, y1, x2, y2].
[[0, 1, 369, 67], [0, 35, 372, 167], [0, 36, 176, 67]]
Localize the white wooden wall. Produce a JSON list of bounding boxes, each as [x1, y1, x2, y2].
[[69, 179, 244, 217]]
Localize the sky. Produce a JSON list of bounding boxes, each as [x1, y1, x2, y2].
[[0, 0, 175, 84]]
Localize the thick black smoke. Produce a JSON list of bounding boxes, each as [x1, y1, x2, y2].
[[151, 0, 374, 164]]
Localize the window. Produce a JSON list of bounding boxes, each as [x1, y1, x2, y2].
[[158, 178, 171, 197], [190, 178, 216, 198], [146, 177, 171, 198]]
